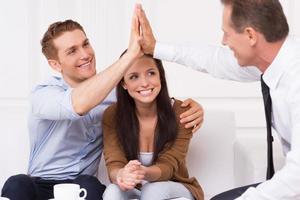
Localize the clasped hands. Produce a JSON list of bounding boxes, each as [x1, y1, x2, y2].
[[116, 160, 146, 191]]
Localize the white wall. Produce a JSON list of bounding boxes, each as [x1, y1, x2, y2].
[[0, 0, 299, 189]]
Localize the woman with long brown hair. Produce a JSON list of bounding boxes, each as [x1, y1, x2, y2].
[[102, 53, 203, 200]]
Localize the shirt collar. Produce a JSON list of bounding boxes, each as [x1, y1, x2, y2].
[[263, 36, 292, 89]]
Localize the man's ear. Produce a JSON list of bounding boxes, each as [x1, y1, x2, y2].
[[244, 27, 257, 46], [48, 59, 62, 73]]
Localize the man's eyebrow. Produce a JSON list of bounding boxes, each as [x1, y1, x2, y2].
[[64, 38, 89, 53], [65, 45, 76, 53]]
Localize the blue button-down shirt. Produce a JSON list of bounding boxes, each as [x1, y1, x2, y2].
[[27, 76, 115, 180]]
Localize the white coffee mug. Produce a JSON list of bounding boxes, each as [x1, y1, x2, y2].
[[0, 197, 10, 200], [54, 183, 87, 200]]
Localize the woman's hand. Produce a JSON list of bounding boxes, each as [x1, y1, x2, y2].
[[116, 160, 145, 191]]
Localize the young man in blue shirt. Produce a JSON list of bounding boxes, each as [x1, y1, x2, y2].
[[1, 10, 203, 200]]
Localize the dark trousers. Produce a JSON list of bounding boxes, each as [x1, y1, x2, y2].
[[1, 174, 106, 200], [210, 183, 260, 200]]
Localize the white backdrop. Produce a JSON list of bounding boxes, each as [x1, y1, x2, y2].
[[0, 0, 299, 189]]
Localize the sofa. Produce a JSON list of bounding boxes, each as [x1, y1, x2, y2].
[[0, 107, 285, 199]]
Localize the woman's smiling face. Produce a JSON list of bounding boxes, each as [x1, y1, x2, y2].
[[122, 56, 161, 106]]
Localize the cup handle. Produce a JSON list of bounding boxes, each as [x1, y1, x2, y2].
[[79, 188, 87, 199]]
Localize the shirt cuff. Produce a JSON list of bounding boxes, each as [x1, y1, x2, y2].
[[60, 88, 82, 120], [154, 42, 176, 62]]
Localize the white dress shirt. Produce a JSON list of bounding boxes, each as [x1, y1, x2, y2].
[[154, 36, 300, 199]]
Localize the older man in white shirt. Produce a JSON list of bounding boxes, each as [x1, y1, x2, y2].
[[136, 0, 300, 199]]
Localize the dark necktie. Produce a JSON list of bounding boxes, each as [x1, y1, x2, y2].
[[261, 75, 275, 180]]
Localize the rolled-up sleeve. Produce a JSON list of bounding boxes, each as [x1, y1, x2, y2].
[[30, 86, 82, 121]]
